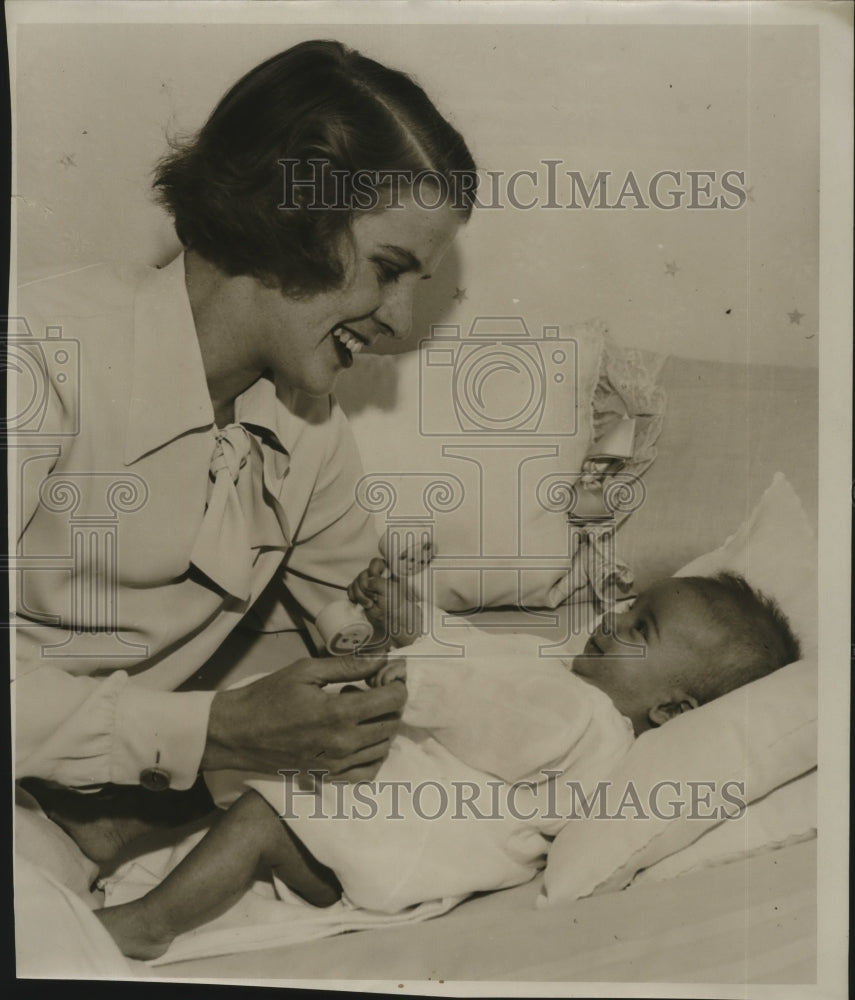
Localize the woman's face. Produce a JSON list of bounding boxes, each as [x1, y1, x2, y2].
[[249, 194, 463, 397]]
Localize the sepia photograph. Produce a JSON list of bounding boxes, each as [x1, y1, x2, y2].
[[6, 0, 851, 994]]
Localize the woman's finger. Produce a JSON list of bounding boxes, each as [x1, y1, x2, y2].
[[320, 717, 400, 762], [301, 653, 393, 686], [326, 739, 392, 774], [353, 715, 401, 744], [333, 680, 408, 723]]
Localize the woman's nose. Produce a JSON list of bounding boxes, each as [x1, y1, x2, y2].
[[374, 284, 414, 341]]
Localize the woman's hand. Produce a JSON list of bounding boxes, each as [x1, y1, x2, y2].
[[348, 558, 423, 648], [202, 653, 406, 783]]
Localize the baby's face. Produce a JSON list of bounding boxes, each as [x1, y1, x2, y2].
[[572, 579, 725, 730]]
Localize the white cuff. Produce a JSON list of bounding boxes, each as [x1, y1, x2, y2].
[[111, 684, 216, 789]]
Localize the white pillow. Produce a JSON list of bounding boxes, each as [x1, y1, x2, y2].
[[632, 769, 816, 885], [540, 472, 817, 905], [675, 471, 817, 659], [338, 321, 604, 610]]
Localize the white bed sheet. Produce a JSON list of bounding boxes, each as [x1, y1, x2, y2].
[[154, 610, 817, 985], [18, 608, 816, 985], [151, 837, 816, 985]]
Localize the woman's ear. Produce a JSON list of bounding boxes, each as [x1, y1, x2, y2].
[[647, 693, 699, 728]]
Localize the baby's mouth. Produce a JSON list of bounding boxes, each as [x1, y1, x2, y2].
[[332, 326, 368, 367]]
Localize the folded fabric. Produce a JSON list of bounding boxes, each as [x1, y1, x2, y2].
[[15, 785, 100, 904], [15, 857, 133, 978]]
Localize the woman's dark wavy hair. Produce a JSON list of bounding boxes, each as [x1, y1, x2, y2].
[[153, 40, 478, 297]]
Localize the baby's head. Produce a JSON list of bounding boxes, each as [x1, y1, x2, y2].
[[572, 572, 801, 736]]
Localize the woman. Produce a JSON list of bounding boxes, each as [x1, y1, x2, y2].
[[14, 40, 477, 803]]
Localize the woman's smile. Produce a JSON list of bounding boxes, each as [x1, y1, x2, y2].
[[248, 195, 463, 397], [331, 325, 370, 366]]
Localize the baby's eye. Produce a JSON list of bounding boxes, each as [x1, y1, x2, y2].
[[634, 619, 648, 639]]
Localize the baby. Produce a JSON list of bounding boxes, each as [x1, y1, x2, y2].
[[94, 570, 799, 959]]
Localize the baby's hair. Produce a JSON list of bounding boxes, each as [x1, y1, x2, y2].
[[683, 572, 801, 703]]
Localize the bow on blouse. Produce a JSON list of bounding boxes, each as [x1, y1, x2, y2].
[[189, 423, 290, 601]]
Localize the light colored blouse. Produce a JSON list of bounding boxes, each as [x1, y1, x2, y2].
[[12, 253, 378, 789]]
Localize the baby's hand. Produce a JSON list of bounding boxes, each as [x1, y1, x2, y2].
[[347, 557, 389, 615], [347, 557, 421, 648]]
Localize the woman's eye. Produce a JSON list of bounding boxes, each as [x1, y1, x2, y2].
[[373, 259, 402, 283]]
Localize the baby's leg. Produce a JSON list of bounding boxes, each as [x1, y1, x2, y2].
[[96, 788, 340, 960]]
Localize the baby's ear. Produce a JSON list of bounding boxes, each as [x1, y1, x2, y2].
[[647, 693, 699, 728]]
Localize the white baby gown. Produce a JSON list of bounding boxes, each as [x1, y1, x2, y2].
[[242, 625, 634, 914]]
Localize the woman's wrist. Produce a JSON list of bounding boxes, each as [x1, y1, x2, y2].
[[201, 689, 244, 771]]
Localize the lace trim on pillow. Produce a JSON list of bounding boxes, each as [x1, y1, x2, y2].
[[549, 321, 667, 612], [592, 326, 667, 474]]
